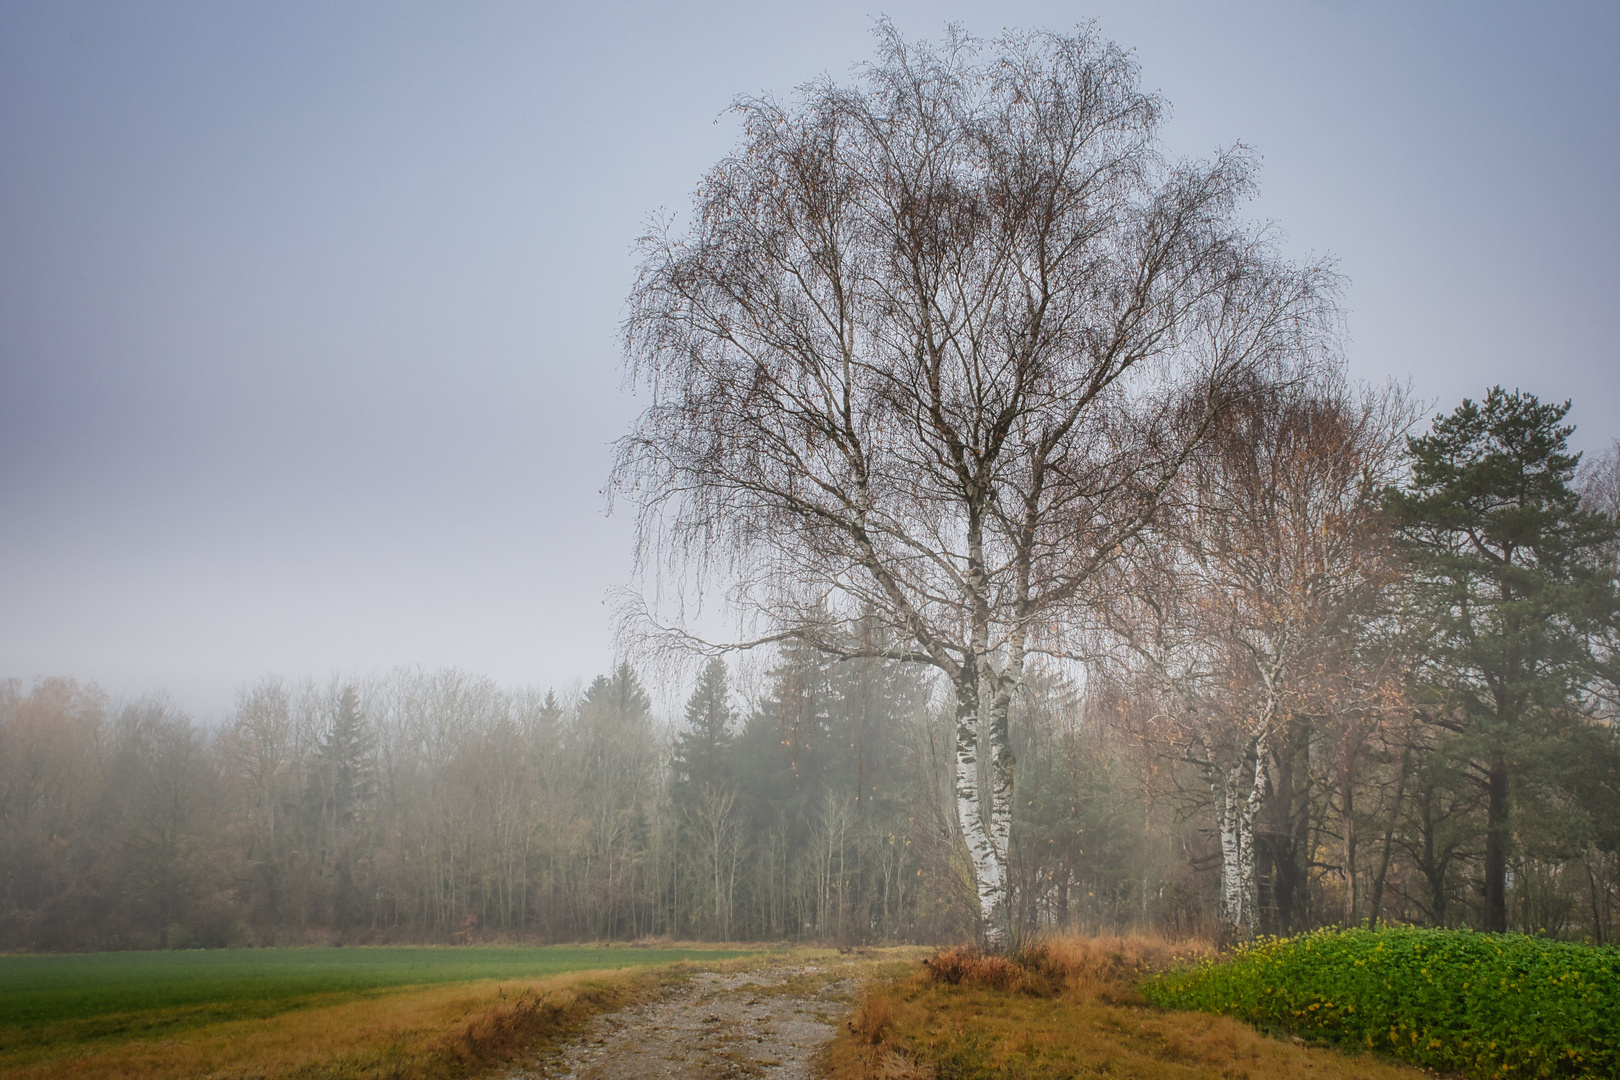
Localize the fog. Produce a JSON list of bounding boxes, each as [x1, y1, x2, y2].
[[5, 6, 1620, 955], [2, 2, 1616, 720]]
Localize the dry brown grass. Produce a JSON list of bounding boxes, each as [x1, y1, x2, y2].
[[920, 934, 1215, 1001], [7, 966, 661, 1080], [824, 933, 1438, 1080]]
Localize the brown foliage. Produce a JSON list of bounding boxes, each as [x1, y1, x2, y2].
[[920, 932, 1213, 999]]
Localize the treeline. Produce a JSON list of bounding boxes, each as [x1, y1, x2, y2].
[[0, 648, 1208, 952], [3, 388, 1619, 951], [0, 651, 962, 950]]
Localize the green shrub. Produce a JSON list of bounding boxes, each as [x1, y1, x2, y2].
[[1141, 927, 1620, 1079]]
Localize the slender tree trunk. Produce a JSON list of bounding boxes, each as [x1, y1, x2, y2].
[[1217, 782, 1244, 929], [1586, 851, 1606, 946], [1417, 790, 1449, 925], [1215, 735, 1267, 935], [712, 824, 722, 940], [985, 688, 1015, 944], [1484, 757, 1509, 932], [1368, 738, 1411, 929], [1342, 768, 1357, 926], [954, 683, 1005, 946], [1267, 727, 1296, 934]]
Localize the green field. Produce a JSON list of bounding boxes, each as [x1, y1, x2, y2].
[[0, 944, 757, 1043]]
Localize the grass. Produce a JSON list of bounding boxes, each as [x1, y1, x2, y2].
[[0, 943, 763, 1079], [1142, 927, 1620, 1079], [826, 935, 1443, 1080], [0, 944, 751, 1029]]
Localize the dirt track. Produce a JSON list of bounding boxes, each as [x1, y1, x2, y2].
[[510, 963, 860, 1080]]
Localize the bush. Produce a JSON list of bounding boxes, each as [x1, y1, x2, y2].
[[1141, 927, 1620, 1078]]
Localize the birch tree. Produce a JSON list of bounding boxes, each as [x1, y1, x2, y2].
[[1113, 380, 1409, 933], [615, 23, 1335, 945]]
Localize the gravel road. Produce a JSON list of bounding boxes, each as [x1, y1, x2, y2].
[[510, 963, 860, 1080]]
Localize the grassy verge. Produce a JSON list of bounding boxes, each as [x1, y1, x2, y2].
[[0, 944, 752, 1031], [1141, 927, 1620, 1079], [825, 935, 1439, 1080], [0, 944, 764, 1079]]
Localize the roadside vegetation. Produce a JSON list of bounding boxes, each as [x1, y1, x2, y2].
[[827, 935, 1436, 1080], [1143, 927, 1620, 1079], [0, 944, 762, 1079]]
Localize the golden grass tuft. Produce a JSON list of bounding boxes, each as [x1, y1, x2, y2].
[[1013, 932, 1216, 1001], [826, 933, 1438, 1080], [919, 933, 1212, 1001], [920, 946, 1022, 990]]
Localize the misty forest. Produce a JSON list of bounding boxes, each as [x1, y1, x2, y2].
[[5, 26, 1620, 959], [8, 395, 1619, 956]]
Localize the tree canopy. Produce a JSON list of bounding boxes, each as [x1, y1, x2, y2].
[[615, 21, 1337, 943]]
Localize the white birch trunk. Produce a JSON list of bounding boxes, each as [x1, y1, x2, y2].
[[1217, 779, 1244, 928], [984, 691, 1015, 946], [985, 759, 1012, 938], [955, 704, 1006, 946], [1213, 734, 1267, 934]]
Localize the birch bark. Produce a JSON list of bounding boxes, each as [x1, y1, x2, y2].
[[954, 693, 1015, 944], [1211, 732, 1267, 933]]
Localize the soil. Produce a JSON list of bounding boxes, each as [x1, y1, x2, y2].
[[510, 963, 861, 1080]]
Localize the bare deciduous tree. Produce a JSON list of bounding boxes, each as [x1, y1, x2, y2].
[[1106, 379, 1412, 933], [614, 23, 1337, 943], [689, 783, 742, 940]]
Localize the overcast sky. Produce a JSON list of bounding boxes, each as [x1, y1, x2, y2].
[[3, 1, 1616, 720]]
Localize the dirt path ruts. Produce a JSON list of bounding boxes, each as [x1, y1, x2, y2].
[[510, 964, 858, 1080]]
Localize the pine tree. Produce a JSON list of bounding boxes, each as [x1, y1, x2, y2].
[[315, 687, 371, 831], [306, 685, 374, 929], [576, 663, 656, 938], [1389, 388, 1620, 931], [671, 657, 734, 801]]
